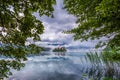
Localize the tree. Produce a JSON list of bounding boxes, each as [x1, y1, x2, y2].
[[0, 0, 55, 45], [0, 0, 56, 78], [64, 0, 120, 48]]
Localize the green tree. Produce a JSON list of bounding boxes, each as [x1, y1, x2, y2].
[[64, 0, 120, 48], [0, 0, 56, 78], [0, 0, 55, 45]]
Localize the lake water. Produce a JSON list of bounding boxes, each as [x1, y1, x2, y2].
[[7, 51, 92, 80]]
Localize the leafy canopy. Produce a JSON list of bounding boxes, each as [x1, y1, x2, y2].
[[64, 0, 120, 48], [0, 0, 55, 78], [0, 0, 55, 45]]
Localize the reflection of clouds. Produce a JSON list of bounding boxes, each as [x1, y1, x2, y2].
[[8, 52, 90, 80]]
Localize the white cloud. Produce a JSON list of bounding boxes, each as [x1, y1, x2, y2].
[[33, 0, 97, 48], [65, 40, 97, 47]]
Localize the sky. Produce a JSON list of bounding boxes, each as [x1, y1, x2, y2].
[[34, 0, 97, 49]]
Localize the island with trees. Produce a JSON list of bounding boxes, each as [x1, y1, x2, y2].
[[52, 47, 67, 52]]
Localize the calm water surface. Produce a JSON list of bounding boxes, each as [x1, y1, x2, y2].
[[4, 49, 120, 80], [7, 51, 95, 80]]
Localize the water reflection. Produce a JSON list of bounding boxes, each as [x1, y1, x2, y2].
[[7, 52, 89, 80], [2, 51, 120, 80], [85, 53, 120, 80], [55, 52, 66, 56]]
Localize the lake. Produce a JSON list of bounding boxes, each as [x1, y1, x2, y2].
[[6, 50, 120, 80]]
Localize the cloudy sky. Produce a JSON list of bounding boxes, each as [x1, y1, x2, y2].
[[34, 0, 97, 48]]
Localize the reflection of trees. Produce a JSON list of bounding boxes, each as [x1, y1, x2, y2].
[[55, 52, 66, 56]]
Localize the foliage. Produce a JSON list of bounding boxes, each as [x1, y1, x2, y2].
[[53, 47, 67, 52], [0, 44, 45, 79], [0, 44, 44, 61], [64, 0, 120, 48], [103, 77, 118, 80], [85, 49, 120, 80], [0, 60, 25, 79], [0, 0, 55, 45], [101, 47, 120, 61], [0, 0, 56, 78]]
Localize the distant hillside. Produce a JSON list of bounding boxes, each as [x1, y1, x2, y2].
[[43, 47, 51, 51], [35, 41, 93, 51], [66, 46, 91, 50], [48, 42, 65, 46]]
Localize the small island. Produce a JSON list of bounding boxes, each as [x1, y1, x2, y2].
[[52, 47, 67, 52]]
